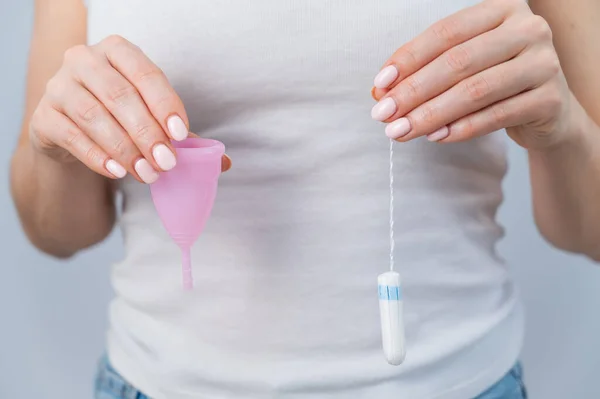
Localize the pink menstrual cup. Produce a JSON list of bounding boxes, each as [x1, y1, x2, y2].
[[149, 138, 225, 290]]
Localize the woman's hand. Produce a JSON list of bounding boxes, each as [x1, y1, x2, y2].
[[29, 34, 231, 184], [371, 0, 573, 150]]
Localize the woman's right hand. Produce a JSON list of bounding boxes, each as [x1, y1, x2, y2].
[[28, 34, 229, 184]]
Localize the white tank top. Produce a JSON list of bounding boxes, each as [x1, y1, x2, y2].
[[86, 1, 524, 398]]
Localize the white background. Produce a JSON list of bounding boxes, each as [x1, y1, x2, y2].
[[1, 2, 599, 398]]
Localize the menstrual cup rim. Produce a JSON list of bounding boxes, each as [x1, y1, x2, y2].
[[172, 138, 225, 162]]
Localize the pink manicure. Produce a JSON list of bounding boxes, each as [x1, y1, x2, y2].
[[167, 115, 189, 141], [371, 98, 397, 121], [374, 65, 399, 89], [385, 118, 411, 139], [105, 159, 127, 178], [427, 126, 450, 142], [134, 158, 160, 184], [153, 144, 177, 171]]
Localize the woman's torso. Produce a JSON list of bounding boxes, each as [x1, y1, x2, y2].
[[87, 1, 523, 398]]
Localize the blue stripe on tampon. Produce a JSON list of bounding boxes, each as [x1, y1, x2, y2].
[[389, 286, 400, 300], [378, 285, 401, 300], [378, 285, 386, 299]]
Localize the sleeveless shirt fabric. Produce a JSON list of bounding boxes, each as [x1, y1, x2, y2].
[[86, 1, 524, 398]]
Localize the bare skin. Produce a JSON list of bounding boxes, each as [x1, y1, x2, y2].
[[10, 0, 230, 258], [10, 0, 600, 259], [371, 0, 600, 259]]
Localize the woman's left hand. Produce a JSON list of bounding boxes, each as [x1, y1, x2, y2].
[[371, 0, 574, 150]]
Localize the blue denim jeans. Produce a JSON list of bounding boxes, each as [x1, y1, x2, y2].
[[94, 356, 527, 399]]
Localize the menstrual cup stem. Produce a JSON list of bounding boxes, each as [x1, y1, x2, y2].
[[181, 247, 193, 290]]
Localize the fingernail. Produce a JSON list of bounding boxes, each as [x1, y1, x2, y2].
[[134, 158, 160, 184], [152, 144, 177, 171], [385, 118, 411, 139], [371, 98, 397, 121], [374, 65, 398, 89], [167, 115, 188, 141], [427, 126, 450, 142], [105, 159, 127, 178]]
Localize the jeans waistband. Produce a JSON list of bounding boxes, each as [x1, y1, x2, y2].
[[94, 356, 149, 399]]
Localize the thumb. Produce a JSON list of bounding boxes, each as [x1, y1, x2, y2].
[[186, 132, 232, 172]]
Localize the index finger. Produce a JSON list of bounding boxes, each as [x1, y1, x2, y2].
[[95, 35, 190, 141], [372, 0, 519, 100]]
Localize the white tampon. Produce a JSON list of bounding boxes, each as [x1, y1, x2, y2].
[[378, 271, 406, 365]]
